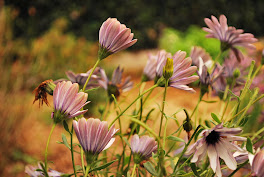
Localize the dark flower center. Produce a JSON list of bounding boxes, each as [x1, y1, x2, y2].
[[206, 130, 220, 145]]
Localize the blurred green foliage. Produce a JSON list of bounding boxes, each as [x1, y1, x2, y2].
[[5, 0, 264, 49], [159, 26, 219, 58]]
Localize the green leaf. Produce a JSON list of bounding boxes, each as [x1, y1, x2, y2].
[[201, 100, 217, 103], [211, 113, 221, 124], [62, 134, 71, 149], [90, 160, 117, 172], [144, 108, 155, 123], [190, 163, 200, 177], [246, 137, 253, 154], [167, 135, 185, 142], [123, 137, 131, 149], [63, 120, 71, 134], [143, 161, 158, 176]]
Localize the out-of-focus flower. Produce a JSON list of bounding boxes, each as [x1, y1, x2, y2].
[[250, 149, 264, 177], [52, 81, 89, 123], [54, 67, 102, 90], [155, 50, 199, 93], [25, 163, 63, 177], [130, 134, 158, 164], [99, 67, 133, 102], [73, 117, 118, 163], [198, 58, 224, 96], [186, 123, 246, 177], [98, 18, 137, 60], [203, 15, 257, 62], [33, 80, 56, 107], [142, 52, 158, 82], [190, 46, 212, 67]]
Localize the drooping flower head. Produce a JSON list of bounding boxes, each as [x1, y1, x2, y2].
[[190, 46, 212, 67], [98, 18, 137, 60], [142, 52, 158, 82], [197, 58, 224, 97], [99, 67, 133, 102], [203, 15, 257, 62], [155, 50, 199, 93], [54, 67, 102, 90], [250, 149, 264, 177], [186, 123, 246, 177], [73, 117, 118, 163], [25, 163, 63, 177], [130, 134, 158, 164], [52, 81, 89, 123]]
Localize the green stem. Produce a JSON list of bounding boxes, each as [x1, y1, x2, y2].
[[44, 123, 56, 173], [190, 97, 201, 119], [70, 124, 77, 177], [109, 84, 158, 128], [130, 117, 161, 145], [227, 160, 249, 177], [81, 148, 85, 174], [84, 164, 91, 177], [82, 59, 100, 91], [163, 116, 168, 150], [159, 80, 168, 137], [131, 164, 137, 177], [173, 125, 201, 174]]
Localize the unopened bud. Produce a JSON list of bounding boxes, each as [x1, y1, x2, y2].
[[163, 58, 174, 80], [183, 109, 192, 132], [233, 68, 240, 79]]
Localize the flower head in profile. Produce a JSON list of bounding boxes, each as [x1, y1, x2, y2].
[[250, 149, 264, 177], [99, 66, 133, 102], [186, 123, 246, 177], [203, 15, 257, 62], [155, 50, 199, 93], [98, 18, 137, 60], [130, 134, 158, 164], [33, 80, 56, 107], [52, 81, 89, 123], [142, 52, 158, 82], [25, 163, 63, 177], [54, 67, 102, 90], [190, 46, 212, 67], [73, 117, 118, 163]]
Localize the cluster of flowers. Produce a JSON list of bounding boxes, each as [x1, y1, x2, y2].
[[27, 15, 264, 177]]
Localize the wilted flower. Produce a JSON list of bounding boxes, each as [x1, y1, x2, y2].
[[52, 81, 89, 123], [250, 149, 264, 177], [33, 80, 56, 107], [142, 52, 158, 82], [98, 18, 137, 60], [25, 163, 63, 177], [155, 50, 199, 93], [190, 46, 212, 67], [99, 67, 133, 102], [186, 123, 246, 177], [203, 15, 257, 62], [130, 134, 158, 164], [73, 117, 118, 163], [54, 67, 102, 90]]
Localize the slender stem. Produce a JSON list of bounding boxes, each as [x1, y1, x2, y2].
[[70, 124, 77, 177], [109, 84, 158, 128], [227, 160, 249, 177], [130, 117, 161, 145], [82, 59, 100, 91], [131, 164, 137, 177], [190, 98, 201, 119], [173, 125, 201, 173], [44, 123, 56, 172], [159, 80, 168, 137], [84, 164, 91, 177], [163, 116, 168, 150], [81, 148, 85, 174]]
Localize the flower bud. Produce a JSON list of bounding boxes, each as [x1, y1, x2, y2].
[[163, 58, 174, 80], [233, 68, 241, 79]]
